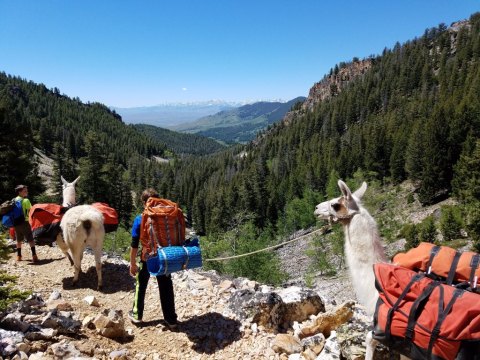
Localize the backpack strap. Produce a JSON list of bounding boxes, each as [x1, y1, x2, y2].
[[446, 251, 462, 285], [164, 215, 171, 246], [149, 217, 161, 253], [469, 254, 480, 290], [426, 287, 463, 360], [426, 245, 440, 275], [385, 273, 425, 344]]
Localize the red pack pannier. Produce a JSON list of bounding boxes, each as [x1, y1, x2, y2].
[[91, 202, 119, 233], [373, 263, 480, 360], [29, 204, 66, 246], [393, 242, 480, 292]]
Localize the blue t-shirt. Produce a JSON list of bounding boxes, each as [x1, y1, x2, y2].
[[131, 214, 142, 248]]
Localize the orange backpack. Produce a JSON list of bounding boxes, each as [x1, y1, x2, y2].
[[139, 198, 186, 256], [373, 263, 480, 360], [393, 242, 480, 292]]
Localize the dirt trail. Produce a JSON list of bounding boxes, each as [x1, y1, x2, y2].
[[4, 244, 279, 359]]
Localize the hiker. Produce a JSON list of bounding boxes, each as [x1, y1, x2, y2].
[[128, 188, 178, 328], [14, 185, 38, 262]]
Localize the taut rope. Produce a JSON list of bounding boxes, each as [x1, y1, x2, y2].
[[203, 225, 330, 262]]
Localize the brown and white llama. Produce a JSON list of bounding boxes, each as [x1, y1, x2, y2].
[[55, 176, 105, 290], [314, 180, 407, 360]]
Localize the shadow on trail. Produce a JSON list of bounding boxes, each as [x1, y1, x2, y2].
[[176, 312, 243, 354], [26, 256, 64, 266], [61, 261, 135, 294]]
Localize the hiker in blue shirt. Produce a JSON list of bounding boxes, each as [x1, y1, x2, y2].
[[14, 185, 38, 263], [128, 188, 178, 329]]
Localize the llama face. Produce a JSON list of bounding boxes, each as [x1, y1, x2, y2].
[[314, 180, 367, 222], [61, 176, 80, 207]]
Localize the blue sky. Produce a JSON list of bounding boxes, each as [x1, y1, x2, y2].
[[1, 1, 479, 108]]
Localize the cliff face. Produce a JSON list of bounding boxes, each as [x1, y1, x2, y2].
[[302, 59, 372, 112]]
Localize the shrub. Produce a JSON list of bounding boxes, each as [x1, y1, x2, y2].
[[400, 223, 419, 250], [0, 234, 30, 311], [418, 216, 437, 243], [439, 206, 463, 241]]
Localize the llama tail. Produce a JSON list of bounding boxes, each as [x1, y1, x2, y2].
[[82, 219, 92, 236]]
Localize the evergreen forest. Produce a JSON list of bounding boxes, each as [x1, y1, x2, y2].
[[1, 13, 480, 284]]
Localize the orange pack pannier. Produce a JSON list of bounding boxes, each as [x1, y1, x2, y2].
[[91, 202, 119, 233], [139, 198, 186, 254], [373, 263, 480, 360], [29, 203, 66, 245], [393, 242, 480, 292]]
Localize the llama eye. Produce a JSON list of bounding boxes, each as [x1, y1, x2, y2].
[[332, 203, 341, 211]]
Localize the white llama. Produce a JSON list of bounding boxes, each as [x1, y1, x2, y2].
[[55, 176, 105, 290], [314, 180, 407, 360]]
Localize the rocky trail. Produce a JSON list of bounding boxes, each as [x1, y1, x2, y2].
[[0, 242, 382, 360]]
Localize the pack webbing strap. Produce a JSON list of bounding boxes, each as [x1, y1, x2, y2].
[[469, 254, 480, 289], [405, 281, 440, 346], [426, 287, 463, 360], [446, 251, 462, 285], [427, 246, 441, 274], [385, 273, 425, 344]]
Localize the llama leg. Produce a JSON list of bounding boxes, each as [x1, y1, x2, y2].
[[365, 331, 379, 360], [72, 250, 83, 287], [55, 233, 73, 265], [94, 247, 103, 291]]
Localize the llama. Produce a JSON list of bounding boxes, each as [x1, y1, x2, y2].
[[55, 176, 105, 290], [314, 180, 406, 360]]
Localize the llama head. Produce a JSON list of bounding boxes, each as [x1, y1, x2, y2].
[[314, 180, 367, 223], [61, 176, 80, 207]]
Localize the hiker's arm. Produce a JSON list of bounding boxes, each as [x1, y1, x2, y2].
[[129, 214, 142, 277], [129, 246, 138, 276]]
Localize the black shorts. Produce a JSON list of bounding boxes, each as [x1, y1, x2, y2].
[[14, 221, 34, 243]]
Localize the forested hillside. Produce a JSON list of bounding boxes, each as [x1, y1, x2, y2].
[[2, 14, 480, 285], [133, 124, 226, 155], [173, 97, 306, 144], [158, 14, 480, 273]]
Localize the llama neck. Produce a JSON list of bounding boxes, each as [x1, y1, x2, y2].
[[343, 209, 387, 315]]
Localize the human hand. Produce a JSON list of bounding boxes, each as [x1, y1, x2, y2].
[[130, 262, 138, 277]]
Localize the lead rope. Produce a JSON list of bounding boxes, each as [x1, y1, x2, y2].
[[203, 226, 330, 262]]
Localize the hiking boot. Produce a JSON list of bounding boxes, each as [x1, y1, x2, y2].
[[32, 255, 39, 263], [16, 255, 22, 262], [164, 320, 178, 330], [128, 310, 142, 325]]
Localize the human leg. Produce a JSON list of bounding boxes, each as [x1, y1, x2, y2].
[[156, 274, 177, 325], [14, 224, 24, 261], [130, 261, 149, 322]]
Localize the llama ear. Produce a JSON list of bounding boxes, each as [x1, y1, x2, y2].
[[353, 182, 367, 199], [72, 176, 80, 185], [61, 176, 68, 186], [338, 180, 352, 199]]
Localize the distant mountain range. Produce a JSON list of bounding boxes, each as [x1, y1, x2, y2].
[[171, 97, 306, 144], [113, 100, 251, 127]]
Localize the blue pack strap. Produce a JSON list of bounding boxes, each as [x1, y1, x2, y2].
[[426, 246, 440, 275], [159, 248, 168, 274], [446, 251, 462, 285], [469, 254, 480, 289], [182, 246, 190, 269]]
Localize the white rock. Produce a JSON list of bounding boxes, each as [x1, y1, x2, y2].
[[83, 295, 100, 307]]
